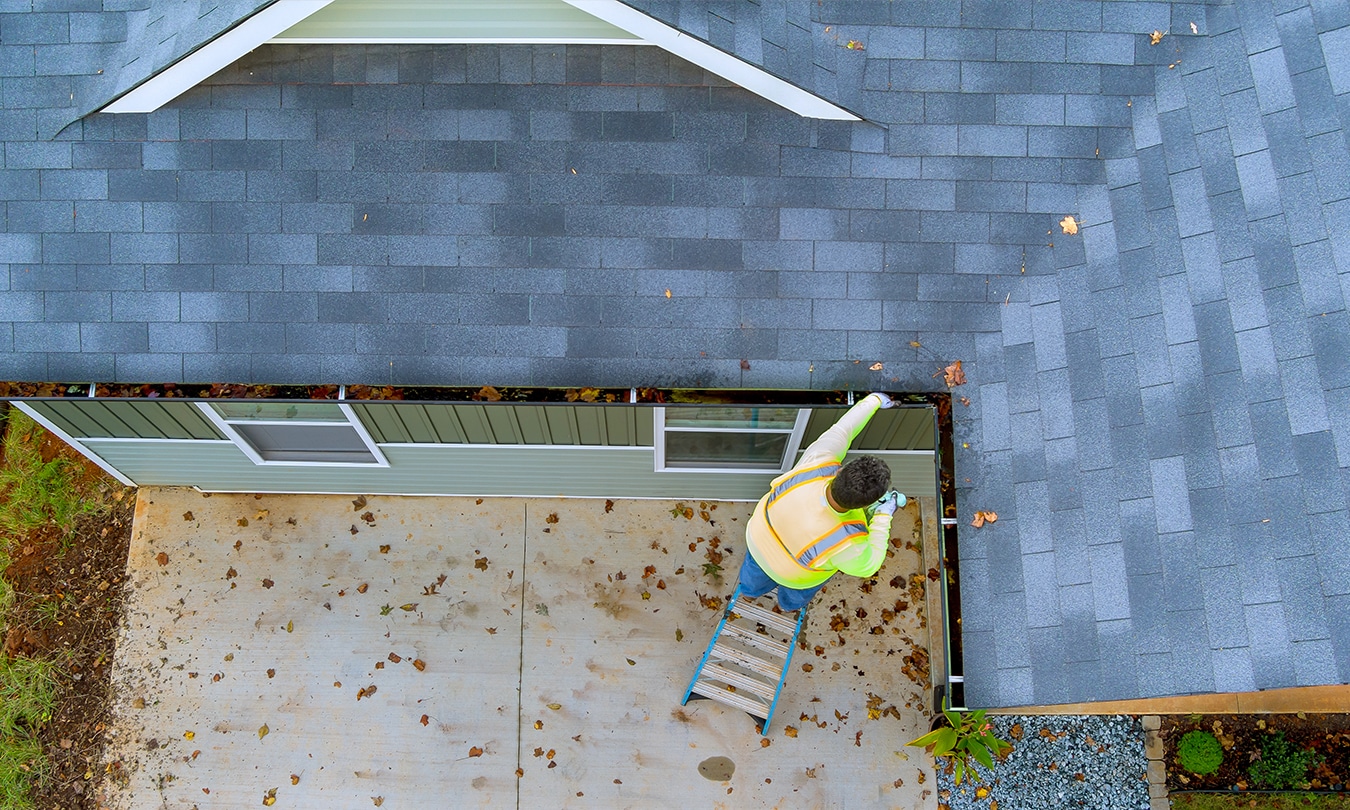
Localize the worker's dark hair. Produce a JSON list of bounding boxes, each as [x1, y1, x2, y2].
[[830, 456, 891, 510]]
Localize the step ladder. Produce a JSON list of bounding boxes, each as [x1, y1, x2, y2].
[[680, 583, 806, 735]]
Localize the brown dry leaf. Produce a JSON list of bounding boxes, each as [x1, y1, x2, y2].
[[486, 627, 497, 635], [258, 724, 269, 740], [474, 557, 489, 571], [1059, 215, 1079, 235], [675, 628, 683, 642], [267, 668, 276, 678], [420, 714, 429, 726], [350, 525, 359, 535], [664, 289, 672, 298], [869, 362, 884, 371], [388, 652, 402, 663], [970, 511, 999, 528], [237, 517, 249, 527], [226, 567, 238, 579], [352, 495, 367, 510], [468, 746, 484, 758], [263, 787, 277, 806], [182, 511, 194, 521], [739, 359, 751, 371], [262, 578, 274, 589], [156, 552, 169, 566], [545, 512, 559, 524], [477, 386, 502, 402], [412, 659, 426, 671], [290, 774, 300, 786], [784, 726, 798, 738], [1149, 29, 1165, 45], [604, 499, 614, 513], [372, 798, 384, 807], [942, 359, 967, 387], [845, 39, 864, 50], [357, 583, 369, 594], [357, 684, 377, 700], [534, 720, 544, 730], [378, 544, 390, 553], [255, 509, 269, 521]]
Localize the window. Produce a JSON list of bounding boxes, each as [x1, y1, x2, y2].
[[196, 401, 388, 467], [654, 407, 809, 473]]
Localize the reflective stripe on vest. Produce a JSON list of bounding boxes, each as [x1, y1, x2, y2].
[[766, 462, 840, 507], [795, 521, 869, 568]]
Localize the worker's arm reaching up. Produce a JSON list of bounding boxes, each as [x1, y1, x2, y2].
[[798, 392, 891, 467]]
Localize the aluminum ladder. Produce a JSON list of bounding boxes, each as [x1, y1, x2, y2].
[[680, 583, 806, 735]]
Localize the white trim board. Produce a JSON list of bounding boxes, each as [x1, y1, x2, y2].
[[269, 37, 652, 45], [561, 0, 859, 121], [101, 0, 858, 120], [103, 0, 338, 114]]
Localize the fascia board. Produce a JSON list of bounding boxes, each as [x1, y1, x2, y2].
[[103, 0, 338, 114], [560, 0, 861, 121]]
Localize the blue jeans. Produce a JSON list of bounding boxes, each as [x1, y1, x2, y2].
[[737, 550, 830, 612]]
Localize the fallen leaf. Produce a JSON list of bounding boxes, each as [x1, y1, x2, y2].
[[1189, 21, 1198, 34], [486, 627, 497, 635], [237, 517, 249, 527], [380, 604, 393, 616], [156, 552, 169, 566], [184, 731, 194, 741], [420, 714, 429, 726], [534, 720, 543, 730], [545, 512, 559, 524], [357, 684, 377, 700], [476, 386, 502, 401], [263, 787, 277, 806], [941, 359, 967, 387], [1149, 29, 1165, 45], [761, 738, 771, 748], [290, 774, 300, 785], [360, 511, 375, 524], [352, 495, 367, 510], [357, 583, 369, 594], [869, 362, 884, 371], [400, 603, 418, 612], [388, 652, 402, 663], [845, 39, 865, 50], [547, 702, 562, 710], [412, 659, 426, 671], [262, 578, 274, 589], [664, 289, 672, 298], [626, 658, 636, 666], [350, 525, 359, 535], [182, 511, 194, 521], [285, 621, 293, 633], [675, 628, 683, 642], [372, 798, 383, 807], [971, 510, 999, 528], [1059, 215, 1079, 235], [255, 509, 269, 520], [785, 726, 798, 738], [909, 341, 922, 348], [604, 499, 614, 513], [378, 544, 390, 554], [258, 724, 269, 740], [267, 669, 275, 678], [225, 567, 237, 579], [468, 746, 484, 758]]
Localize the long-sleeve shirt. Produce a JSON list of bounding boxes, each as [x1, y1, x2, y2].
[[744, 394, 894, 588]]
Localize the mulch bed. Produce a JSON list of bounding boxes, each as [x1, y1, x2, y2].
[[2, 428, 133, 810], [1162, 714, 1350, 792]]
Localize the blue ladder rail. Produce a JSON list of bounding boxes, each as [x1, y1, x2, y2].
[[680, 584, 807, 736]]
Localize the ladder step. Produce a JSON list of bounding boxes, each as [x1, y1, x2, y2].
[[721, 623, 790, 657], [732, 599, 798, 634], [691, 679, 769, 718], [701, 663, 777, 700], [711, 642, 782, 679]]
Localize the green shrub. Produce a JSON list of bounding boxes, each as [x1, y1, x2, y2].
[[1248, 731, 1322, 790], [1178, 730, 1224, 775]]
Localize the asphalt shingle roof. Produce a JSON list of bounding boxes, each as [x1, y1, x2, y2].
[[1, 0, 1348, 706]]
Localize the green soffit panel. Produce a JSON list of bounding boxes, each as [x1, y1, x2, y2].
[[273, 0, 642, 42]]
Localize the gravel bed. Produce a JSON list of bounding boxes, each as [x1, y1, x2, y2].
[[935, 715, 1149, 810]]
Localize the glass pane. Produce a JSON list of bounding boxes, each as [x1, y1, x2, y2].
[[663, 407, 799, 430], [214, 402, 347, 422], [664, 431, 788, 469], [235, 423, 378, 464]]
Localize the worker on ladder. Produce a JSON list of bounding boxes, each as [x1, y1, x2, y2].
[[738, 392, 905, 612]]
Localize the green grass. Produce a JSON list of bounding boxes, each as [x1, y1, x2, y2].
[[0, 655, 56, 809], [1172, 792, 1350, 810], [0, 409, 110, 808]]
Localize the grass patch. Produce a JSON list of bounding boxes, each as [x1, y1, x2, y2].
[[0, 655, 56, 809], [0, 409, 109, 808], [1171, 792, 1350, 810], [0, 410, 105, 544]]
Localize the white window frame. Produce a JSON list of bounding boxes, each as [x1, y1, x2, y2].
[[653, 407, 810, 474], [194, 400, 390, 468]]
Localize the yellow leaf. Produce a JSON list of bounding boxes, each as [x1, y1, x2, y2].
[[1059, 215, 1078, 235], [184, 731, 194, 740], [290, 774, 300, 785], [784, 726, 799, 738], [664, 289, 672, 298], [285, 621, 293, 633], [909, 341, 922, 348], [399, 603, 417, 611], [258, 724, 269, 740], [845, 39, 864, 50], [1149, 29, 1165, 45], [547, 702, 562, 710]]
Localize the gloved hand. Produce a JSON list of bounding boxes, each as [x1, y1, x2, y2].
[[875, 490, 906, 515], [872, 392, 896, 409]]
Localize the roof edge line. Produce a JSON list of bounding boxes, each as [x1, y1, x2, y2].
[[561, 0, 861, 122], [102, 0, 339, 114]]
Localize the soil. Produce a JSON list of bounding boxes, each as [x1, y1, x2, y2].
[[2, 427, 133, 810], [1162, 714, 1350, 793]]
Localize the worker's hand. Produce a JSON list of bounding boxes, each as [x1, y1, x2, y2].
[[875, 490, 906, 515], [872, 392, 895, 409]]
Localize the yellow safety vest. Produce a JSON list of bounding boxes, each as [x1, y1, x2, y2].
[[746, 461, 870, 588]]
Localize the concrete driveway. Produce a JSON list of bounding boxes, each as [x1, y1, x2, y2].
[[104, 489, 938, 809]]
